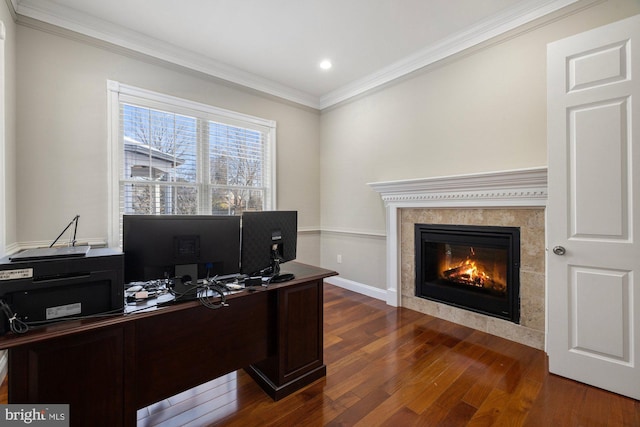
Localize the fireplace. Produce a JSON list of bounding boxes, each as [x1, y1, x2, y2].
[[415, 224, 520, 323]]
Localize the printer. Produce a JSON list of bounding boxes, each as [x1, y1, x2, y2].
[[0, 248, 124, 334]]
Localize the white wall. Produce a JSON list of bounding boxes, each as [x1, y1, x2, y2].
[[1, 0, 16, 253], [15, 22, 321, 263], [319, 0, 640, 291], [0, 0, 15, 387]]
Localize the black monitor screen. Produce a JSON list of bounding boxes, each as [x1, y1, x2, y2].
[[241, 211, 297, 277], [123, 215, 241, 283]]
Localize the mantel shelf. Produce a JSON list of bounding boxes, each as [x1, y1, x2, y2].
[[368, 167, 547, 207]]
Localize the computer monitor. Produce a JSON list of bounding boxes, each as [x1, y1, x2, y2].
[[241, 211, 297, 282], [123, 215, 241, 284]]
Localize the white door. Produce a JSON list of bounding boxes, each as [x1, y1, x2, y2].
[[547, 14, 640, 400]]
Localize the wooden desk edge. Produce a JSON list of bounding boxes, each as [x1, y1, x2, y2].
[[0, 262, 338, 349]]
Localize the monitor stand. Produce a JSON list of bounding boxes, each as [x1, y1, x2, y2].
[[268, 257, 295, 283], [270, 273, 295, 283], [175, 264, 198, 283]]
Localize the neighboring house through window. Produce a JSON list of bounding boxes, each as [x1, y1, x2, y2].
[[107, 81, 276, 246]]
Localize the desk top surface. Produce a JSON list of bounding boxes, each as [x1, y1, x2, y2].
[[0, 262, 337, 349]]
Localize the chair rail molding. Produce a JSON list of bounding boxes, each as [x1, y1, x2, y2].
[[368, 166, 548, 306]]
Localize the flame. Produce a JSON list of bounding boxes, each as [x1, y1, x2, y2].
[[459, 259, 490, 282], [439, 246, 506, 294], [442, 248, 492, 288], [448, 259, 490, 287]]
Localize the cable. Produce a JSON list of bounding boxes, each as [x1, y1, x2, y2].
[[197, 279, 228, 310], [0, 300, 30, 334]]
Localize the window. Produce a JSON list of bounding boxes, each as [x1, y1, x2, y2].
[[107, 81, 276, 246]]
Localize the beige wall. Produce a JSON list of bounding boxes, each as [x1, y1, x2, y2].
[[320, 0, 640, 291], [1, 0, 16, 251], [0, 0, 16, 380], [7, 1, 640, 286], [15, 22, 321, 263]]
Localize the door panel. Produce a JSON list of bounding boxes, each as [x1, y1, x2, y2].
[[547, 13, 639, 400], [570, 100, 628, 238], [569, 41, 628, 91], [571, 267, 630, 361]]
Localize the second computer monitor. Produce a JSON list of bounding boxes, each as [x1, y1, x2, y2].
[[241, 211, 297, 280]]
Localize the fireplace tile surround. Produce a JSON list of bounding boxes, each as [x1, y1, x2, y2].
[[369, 167, 547, 349], [402, 207, 545, 349]]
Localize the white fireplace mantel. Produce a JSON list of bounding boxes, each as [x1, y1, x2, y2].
[[368, 167, 548, 306]]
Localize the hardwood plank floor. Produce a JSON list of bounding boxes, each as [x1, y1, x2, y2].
[[135, 285, 638, 426], [2, 284, 638, 425]]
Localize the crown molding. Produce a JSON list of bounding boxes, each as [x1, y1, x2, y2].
[[319, 0, 589, 109], [6, 0, 17, 20], [15, 0, 321, 109], [368, 167, 548, 207], [15, 0, 593, 110]]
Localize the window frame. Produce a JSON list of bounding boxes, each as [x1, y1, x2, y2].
[[107, 80, 277, 247]]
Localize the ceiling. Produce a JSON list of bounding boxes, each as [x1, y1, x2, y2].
[[13, 0, 581, 109]]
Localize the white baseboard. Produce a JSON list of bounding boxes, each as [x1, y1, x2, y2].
[[323, 276, 387, 301]]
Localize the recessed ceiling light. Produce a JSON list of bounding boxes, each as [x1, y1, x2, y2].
[[319, 60, 332, 70]]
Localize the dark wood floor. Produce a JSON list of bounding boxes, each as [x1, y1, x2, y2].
[[2, 284, 639, 426]]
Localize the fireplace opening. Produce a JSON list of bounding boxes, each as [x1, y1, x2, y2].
[[415, 224, 520, 323]]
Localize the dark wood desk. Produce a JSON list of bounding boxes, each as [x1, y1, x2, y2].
[[0, 262, 337, 426]]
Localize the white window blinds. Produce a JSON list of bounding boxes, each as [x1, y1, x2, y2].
[[107, 81, 276, 245]]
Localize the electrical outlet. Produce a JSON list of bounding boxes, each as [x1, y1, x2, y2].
[[337, 254, 342, 264]]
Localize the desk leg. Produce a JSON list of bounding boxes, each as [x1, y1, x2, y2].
[[248, 279, 326, 400]]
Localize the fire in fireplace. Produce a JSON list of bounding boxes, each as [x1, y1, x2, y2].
[[415, 224, 520, 323], [440, 245, 507, 294]]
